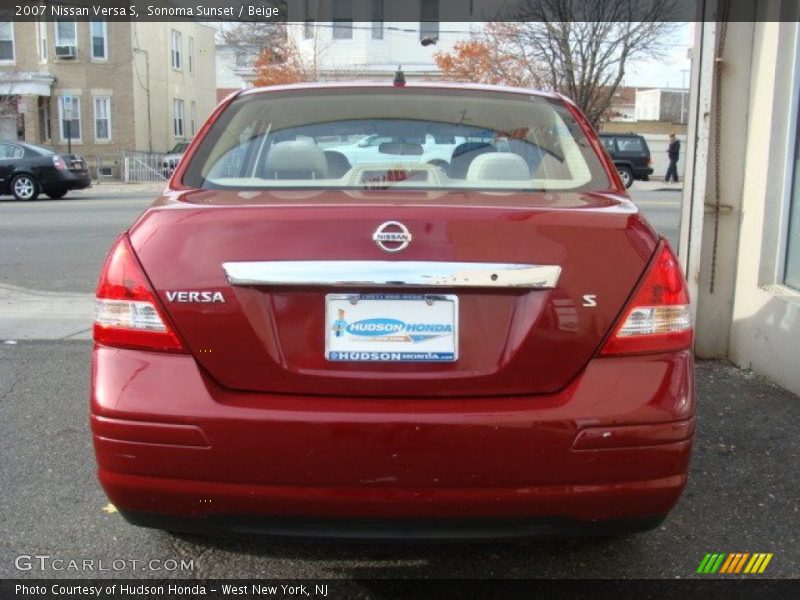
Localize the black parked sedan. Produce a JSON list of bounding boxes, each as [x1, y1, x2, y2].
[[0, 141, 91, 200]]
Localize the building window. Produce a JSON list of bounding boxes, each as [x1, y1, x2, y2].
[[0, 22, 14, 62], [188, 36, 194, 74], [371, 0, 384, 39], [190, 101, 197, 136], [94, 96, 111, 141], [91, 20, 107, 60], [59, 96, 80, 141], [173, 99, 185, 137], [303, 0, 317, 39], [420, 0, 439, 41], [785, 114, 800, 290], [170, 30, 182, 69], [55, 20, 77, 47], [37, 21, 47, 62], [332, 0, 353, 39]]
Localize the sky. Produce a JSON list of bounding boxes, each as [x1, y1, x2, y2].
[[625, 23, 694, 89]]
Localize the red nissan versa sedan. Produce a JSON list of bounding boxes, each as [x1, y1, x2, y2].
[[90, 82, 695, 539]]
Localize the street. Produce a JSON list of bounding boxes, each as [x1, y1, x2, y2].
[[2, 184, 798, 580], [0, 183, 681, 295]]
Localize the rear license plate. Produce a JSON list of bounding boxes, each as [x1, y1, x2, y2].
[[325, 294, 458, 362]]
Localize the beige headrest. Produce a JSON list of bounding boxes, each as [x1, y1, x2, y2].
[[466, 152, 530, 181]]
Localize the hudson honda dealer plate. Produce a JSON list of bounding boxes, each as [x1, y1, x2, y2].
[[325, 294, 458, 362]]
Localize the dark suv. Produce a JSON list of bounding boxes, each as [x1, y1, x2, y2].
[[599, 134, 653, 188]]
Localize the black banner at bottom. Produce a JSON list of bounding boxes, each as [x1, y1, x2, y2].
[[2, 579, 799, 600]]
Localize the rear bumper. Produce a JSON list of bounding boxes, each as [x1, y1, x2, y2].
[[91, 346, 695, 535], [118, 510, 665, 540], [41, 170, 92, 191], [62, 171, 92, 190]]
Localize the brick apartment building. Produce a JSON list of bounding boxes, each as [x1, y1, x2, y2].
[[0, 19, 216, 173]]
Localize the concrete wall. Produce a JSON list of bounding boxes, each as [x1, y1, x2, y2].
[[727, 20, 800, 396], [645, 134, 687, 180], [131, 22, 217, 152], [635, 89, 661, 121], [693, 20, 755, 359]]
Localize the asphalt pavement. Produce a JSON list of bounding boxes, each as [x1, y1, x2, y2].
[[0, 342, 797, 579], [2, 182, 798, 581]]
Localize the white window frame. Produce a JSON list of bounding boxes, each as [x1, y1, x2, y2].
[[58, 96, 81, 143], [188, 36, 194, 74], [173, 99, 185, 138], [93, 96, 111, 142], [777, 25, 800, 292], [54, 20, 77, 48], [90, 20, 108, 60], [37, 20, 47, 62], [190, 101, 197, 136], [0, 22, 15, 64], [170, 30, 182, 70]]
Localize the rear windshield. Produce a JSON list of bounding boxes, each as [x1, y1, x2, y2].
[[169, 142, 190, 154], [615, 137, 646, 152], [183, 88, 610, 192]]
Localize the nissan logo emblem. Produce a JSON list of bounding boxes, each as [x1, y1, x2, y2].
[[373, 221, 412, 253]]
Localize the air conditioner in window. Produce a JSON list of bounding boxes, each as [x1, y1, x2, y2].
[[55, 45, 76, 59]]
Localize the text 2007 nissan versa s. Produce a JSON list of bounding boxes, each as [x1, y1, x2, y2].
[[90, 82, 694, 539]]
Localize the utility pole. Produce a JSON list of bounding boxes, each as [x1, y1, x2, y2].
[[63, 94, 73, 154], [680, 69, 690, 124]]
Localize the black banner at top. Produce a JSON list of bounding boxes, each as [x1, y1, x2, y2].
[[0, 0, 796, 23]]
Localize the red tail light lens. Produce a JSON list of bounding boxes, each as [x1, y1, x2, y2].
[[94, 235, 185, 353], [52, 156, 68, 171], [601, 242, 693, 356]]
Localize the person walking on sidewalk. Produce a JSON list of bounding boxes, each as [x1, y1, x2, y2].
[[665, 133, 681, 183]]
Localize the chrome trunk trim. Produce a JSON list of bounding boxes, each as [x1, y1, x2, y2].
[[222, 261, 561, 289]]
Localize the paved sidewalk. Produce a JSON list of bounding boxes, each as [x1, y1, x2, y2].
[[0, 284, 92, 341], [77, 181, 166, 197], [630, 180, 684, 192]]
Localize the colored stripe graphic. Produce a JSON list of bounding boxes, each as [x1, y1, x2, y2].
[[758, 554, 773, 573], [699, 553, 773, 574], [719, 554, 736, 573], [699, 553, 727, 573], [728, 553, 749, 573], [697, 554, 713, 573]]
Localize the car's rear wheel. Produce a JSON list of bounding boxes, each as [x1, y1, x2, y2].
[[617, 166, 634, 189], [11, 174, 39, 201], [46, 189, 68, 199]]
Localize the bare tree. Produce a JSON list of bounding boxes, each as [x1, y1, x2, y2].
[[506, 0, 681, 126], [216, 1, 288, 58]]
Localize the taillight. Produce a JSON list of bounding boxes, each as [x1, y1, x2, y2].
[[600, 242, 692, 356], [52, 156, 68, 171], [94, 235, 185, 353]]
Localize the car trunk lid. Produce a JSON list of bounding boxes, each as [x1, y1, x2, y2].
[[129, 189, 657, 397]]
